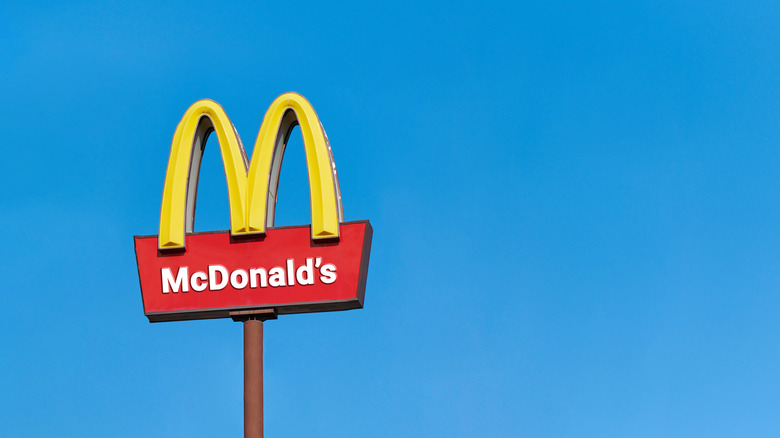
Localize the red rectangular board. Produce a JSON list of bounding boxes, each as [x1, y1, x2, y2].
[[134, 220, 372, 322]]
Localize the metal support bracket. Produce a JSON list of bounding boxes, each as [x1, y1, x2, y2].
[[230, 308, 278, 322]]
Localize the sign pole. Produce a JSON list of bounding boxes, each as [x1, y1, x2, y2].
[[244, 319, 263, 438], [232, 309, 277, 438]]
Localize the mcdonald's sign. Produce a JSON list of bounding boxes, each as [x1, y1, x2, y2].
[[134, 93, 372, 322]]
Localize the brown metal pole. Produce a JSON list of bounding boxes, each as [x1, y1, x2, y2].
[[232, 308, 276, 438], [244, 319, 263, 438]]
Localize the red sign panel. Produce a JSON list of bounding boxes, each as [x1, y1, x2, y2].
[[135, 221, 372, 322]]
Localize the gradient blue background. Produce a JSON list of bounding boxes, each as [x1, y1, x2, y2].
[[2, 1, 779, 436]]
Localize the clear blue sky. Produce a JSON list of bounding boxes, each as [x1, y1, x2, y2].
[[2, 1, 779, 436]]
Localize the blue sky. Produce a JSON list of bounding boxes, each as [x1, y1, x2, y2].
[[2, 1, 780, 436]]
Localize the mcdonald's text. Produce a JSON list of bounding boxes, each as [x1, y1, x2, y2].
[[160, 257, 338, 294]]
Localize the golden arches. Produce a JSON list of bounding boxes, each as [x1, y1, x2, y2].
[[158, 93, 342, 250]]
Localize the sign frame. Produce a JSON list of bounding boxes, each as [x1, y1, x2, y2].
[[134, 221, 372, 322]]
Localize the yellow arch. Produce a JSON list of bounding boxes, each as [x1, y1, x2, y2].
[[247, 92, 343, 239], [158, 93, 342, 250]]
